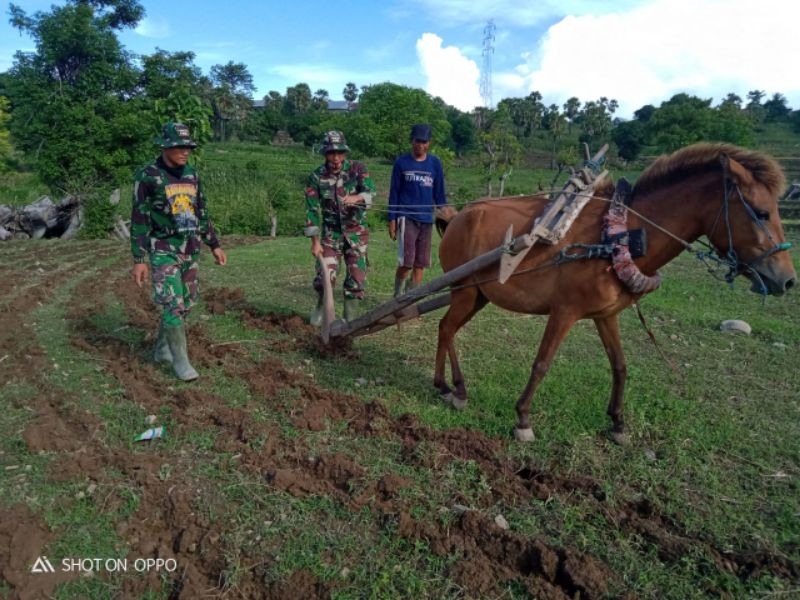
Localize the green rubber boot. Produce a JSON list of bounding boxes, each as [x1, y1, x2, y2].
[[164, 325, 199, 381], [343, 298, 360, 322], [309, 295, 323, 327], [393, 276, 404, 298], [153, 323, 173, 363]]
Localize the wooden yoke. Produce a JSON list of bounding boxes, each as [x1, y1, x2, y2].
[[498, 143, 609, 283]]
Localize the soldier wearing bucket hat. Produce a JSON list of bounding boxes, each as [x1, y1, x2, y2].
[[130, 122, 227, 381], [305, 131, 375, 324], [155, 122, 198, 148]]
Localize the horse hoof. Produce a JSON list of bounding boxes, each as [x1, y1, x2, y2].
[[440, 391, 454, 404], [513, 427, 535, 443], [450, 396, 467, 411], [609, 431, 630, 446]]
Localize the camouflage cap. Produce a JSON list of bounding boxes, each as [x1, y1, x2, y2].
[[156, 122, 198, 148], [320, 130, 350, 154]]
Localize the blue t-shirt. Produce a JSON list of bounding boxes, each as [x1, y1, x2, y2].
[[387, 153, 447, 224]]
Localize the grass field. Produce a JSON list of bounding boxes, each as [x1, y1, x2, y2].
[[1, 220, 798, 598]]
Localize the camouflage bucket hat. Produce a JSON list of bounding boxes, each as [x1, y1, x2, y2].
[[320, 130, 350, 154], [156, 122, 198, 148]]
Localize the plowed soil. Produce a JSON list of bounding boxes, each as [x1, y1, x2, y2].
[[1, 240, 797, 599]]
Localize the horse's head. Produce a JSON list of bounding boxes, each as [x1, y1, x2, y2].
[[707, 155, 796, 296]]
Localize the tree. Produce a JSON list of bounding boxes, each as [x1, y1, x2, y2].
[[445, 106, 476, 156], [634, 104, 656, 123], [209, 61, 255, 141], [350, 82, 450, 159], [140, 48, 203, 100], [745, 89, 766, 123], [343, 82, 359, 103], [0, 96, 12, 171], [763, 93, 790, 122], [284, 83, 313, 115], [563, 96, 581, 133], [791, 110, 800, 134], [5, 1, 151, 196], [612, 119, 646, 161], [542, 104, 566, 169], [642, 93, 754, 153], [313, 88, 329, 109], [719, 93, 742, 110], [577, 98, 616, 148], [479, 105, 521, 196], [210, 61, 255, 97], [240, 90, 286, 144]]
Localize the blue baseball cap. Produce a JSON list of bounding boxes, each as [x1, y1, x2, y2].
[[410, 124, 432, 141]]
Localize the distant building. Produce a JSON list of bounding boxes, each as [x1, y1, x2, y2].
[[326, 100, 358, 112], [251, 99, 357, 111]]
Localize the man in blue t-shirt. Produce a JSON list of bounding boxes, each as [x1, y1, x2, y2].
[[388, 124, 448, 296]]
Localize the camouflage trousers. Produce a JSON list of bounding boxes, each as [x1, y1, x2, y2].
[[313, 231, 368, 300], [150, 252, 199, 327]]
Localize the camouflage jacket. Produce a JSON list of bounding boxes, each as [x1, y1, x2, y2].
[[304, 160, 375, 238], [130, 157, 220, 263]]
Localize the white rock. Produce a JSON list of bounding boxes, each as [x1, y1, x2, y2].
[[720, 320, 751, 335], [494, 514, 510, 530]]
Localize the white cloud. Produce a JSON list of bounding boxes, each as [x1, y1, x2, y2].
[[498, 0, 800, 117], [412, 0, 646, 27], [416, 33, 483, 112], [134, 17, 171, 39]]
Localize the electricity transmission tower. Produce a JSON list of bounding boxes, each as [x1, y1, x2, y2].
[[480, 20, 496, 109]]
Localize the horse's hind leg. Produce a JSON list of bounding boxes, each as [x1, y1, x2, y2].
[[514, 311, 576, 442], [594, 314, 629, 445], [434, 286, 487, 409]]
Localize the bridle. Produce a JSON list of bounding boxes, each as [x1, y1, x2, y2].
[[698, 158, 793, 296]]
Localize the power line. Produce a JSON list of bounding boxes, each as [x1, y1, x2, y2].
[[480, 20, 496, 109]]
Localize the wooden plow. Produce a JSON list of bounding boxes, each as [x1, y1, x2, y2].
[[321, 144, 609, 344]]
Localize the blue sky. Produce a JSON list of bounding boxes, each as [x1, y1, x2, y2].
[[2, 0, 799, 117]]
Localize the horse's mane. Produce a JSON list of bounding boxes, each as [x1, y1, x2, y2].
[[633, 143, 786, 198]]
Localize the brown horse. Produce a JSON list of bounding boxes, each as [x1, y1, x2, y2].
[[435, 143, 796, 443]]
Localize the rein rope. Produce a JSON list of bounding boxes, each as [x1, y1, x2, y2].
[[449, 159, 792, 299]]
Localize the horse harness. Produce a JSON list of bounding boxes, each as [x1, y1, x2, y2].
[[697, 157, 793, 295]]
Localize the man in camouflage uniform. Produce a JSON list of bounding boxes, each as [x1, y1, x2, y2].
[[305, 131, 375, 324], [131, 122, 227, 381]]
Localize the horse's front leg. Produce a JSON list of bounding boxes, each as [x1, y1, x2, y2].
[[514, 311, 577, 442], [433, 318, 452, 399], [434, 288, 487, 409], [594, 314, 629, 445]]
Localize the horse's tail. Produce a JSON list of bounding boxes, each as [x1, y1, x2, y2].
[[434, 205, 458, 237]]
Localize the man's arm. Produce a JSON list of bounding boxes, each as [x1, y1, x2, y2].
[[305, 171, 323, 256], [196, 178, 221, 251], [387, 160, 401, 222], [130, 173, 153, 287], [130, 174, 152, 265], [348, 162, 375, 208]]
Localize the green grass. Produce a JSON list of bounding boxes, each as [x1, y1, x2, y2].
[[0, 169, 46, 206], [2, 132, 799, 598]]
